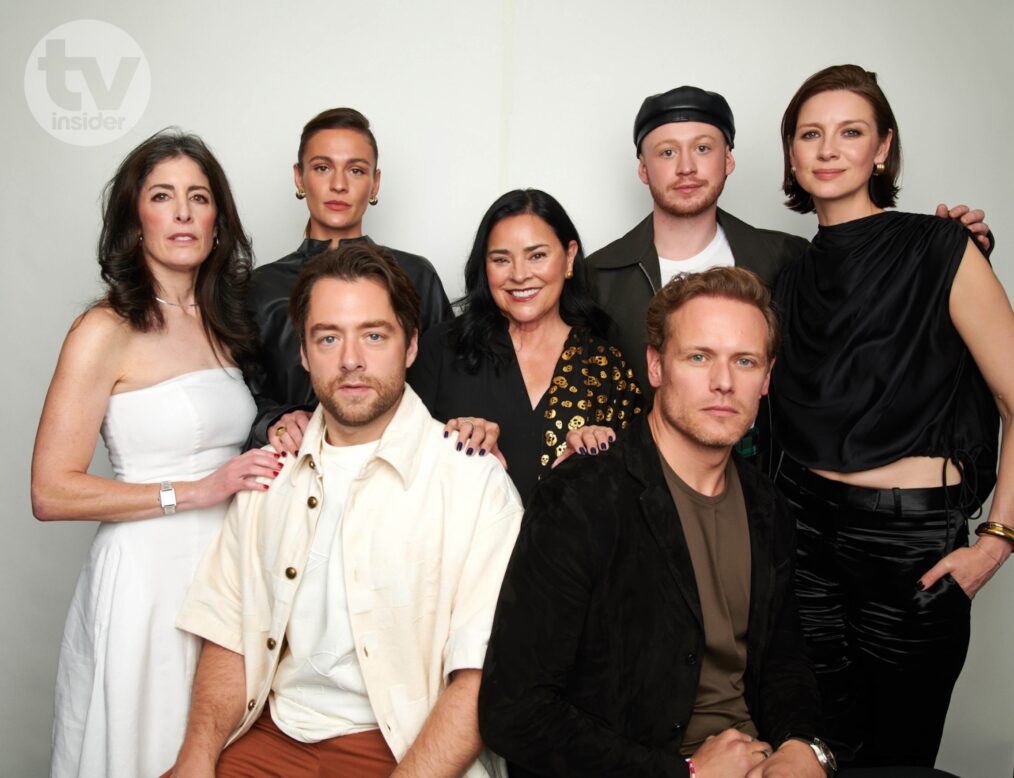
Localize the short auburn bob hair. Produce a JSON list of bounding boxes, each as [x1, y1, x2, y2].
[[781, 64, 901, 214], [645, 266, 780, 363]]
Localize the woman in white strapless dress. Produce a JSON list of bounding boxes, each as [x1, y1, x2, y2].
[[32, 131, 281, 778]]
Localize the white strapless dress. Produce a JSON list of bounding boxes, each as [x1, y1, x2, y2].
[[50, 368, 256, 778]]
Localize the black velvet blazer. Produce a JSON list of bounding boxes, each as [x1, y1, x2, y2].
[[478, 416, 820, 777]]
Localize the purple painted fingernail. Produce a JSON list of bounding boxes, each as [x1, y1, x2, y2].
[[443, 431, 449, 438], [479, 449, 486, 456], [579, 447, 587, 455], [466, 447, 474, 456], [456, 441, 463, 451], [590, 447, 598, 455]]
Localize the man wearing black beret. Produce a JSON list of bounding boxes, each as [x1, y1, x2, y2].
[[584, 85, 804, 398]]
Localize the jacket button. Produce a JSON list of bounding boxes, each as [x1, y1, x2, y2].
[[247, 699, 256, 711], [285, 567, 297, 579], [267, 637, 277, 650], [307, 496, 318, 508], [672, 722, 684, 733], [308, 459, 316, 469], [685, 652, 698, 665]]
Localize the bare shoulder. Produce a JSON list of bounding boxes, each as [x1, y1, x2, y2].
[[68, 303, 131, 347], [55, 303, 132, 387]]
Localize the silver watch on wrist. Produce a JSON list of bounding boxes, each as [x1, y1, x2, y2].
[[785, 735, 837, 776], [159, 481, 177, 515]]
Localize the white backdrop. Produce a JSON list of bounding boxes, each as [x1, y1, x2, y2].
[[3, 1, 1012, 774]]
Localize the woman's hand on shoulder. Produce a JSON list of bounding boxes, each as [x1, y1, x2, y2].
[[443, 417, 507, 469], [552, 425, 616, 469], [267, 409, 313, 456], [180, 449, 285, 510]]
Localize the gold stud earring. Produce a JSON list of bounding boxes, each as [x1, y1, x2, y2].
[[565, 270, 574, 280], [873, 162, 886, 176], [369, 195, 379, 206], [295, 188, 306, 200]]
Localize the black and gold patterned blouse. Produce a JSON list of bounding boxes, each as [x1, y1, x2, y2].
[[409, 324, 643, 505]]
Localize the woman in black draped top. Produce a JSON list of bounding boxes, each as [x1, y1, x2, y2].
[[771, 64, 1014, 769], [408, 189, 643, 504]]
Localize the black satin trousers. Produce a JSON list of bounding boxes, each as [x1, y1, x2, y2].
[[775, 458, 971, 768]]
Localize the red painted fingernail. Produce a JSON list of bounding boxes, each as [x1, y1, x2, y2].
[[262, 484, 269, 490], [272, 470, 279, 477]]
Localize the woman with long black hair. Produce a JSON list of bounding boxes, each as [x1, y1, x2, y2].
[[409, 188, 643, 504]]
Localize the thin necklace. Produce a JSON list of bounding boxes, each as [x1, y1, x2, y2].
[[155, 296, 198, 309]]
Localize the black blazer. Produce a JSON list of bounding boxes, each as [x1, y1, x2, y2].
[[478, 416, 820, 777]]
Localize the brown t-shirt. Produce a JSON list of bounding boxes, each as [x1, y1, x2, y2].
[[660, 456, 758, 754]]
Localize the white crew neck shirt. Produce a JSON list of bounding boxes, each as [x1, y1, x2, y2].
[[657, 224, 734, 283], [271, 437, 380, 742]]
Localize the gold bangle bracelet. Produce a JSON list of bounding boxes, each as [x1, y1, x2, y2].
[[974, 522, 1014, 547]]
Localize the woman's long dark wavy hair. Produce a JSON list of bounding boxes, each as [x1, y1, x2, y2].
[[451, 188, 609, 374], [98, 129, 259, 377]]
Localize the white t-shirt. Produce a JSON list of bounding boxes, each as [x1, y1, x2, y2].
[[271, 438, 380, 742], [657, 224, 734, 284]]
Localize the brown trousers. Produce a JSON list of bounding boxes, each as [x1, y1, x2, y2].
[[215, 710, 397, 777]]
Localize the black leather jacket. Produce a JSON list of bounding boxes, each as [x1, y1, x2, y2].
[[246, 236, 452, 447]]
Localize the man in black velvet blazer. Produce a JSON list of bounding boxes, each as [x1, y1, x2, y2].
[[478, 268, 832, 778]]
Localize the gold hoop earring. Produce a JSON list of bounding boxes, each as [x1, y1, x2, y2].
[[873, 162, 886, 176], [369, 195, 379, 206], [295, 189, 306, 200]]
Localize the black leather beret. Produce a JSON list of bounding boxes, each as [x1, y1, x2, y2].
[[633, 86, 735, 151]]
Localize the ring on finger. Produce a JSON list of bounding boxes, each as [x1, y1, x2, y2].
[[755, 748, 772, 759], [275, 425, 287, 438]]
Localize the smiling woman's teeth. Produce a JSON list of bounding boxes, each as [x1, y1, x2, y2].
[[510, 289, 537, 299]]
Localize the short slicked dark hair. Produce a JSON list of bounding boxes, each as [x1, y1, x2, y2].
[[297, 107, 378, 168]]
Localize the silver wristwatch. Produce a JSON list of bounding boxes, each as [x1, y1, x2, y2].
[[159, 481, 177, 515], [786, 736, 837, 776]]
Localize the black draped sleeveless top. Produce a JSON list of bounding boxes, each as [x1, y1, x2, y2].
[[771, 211, 998, 497]]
